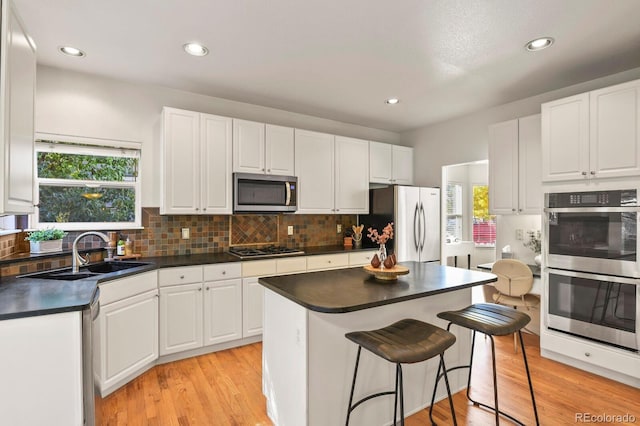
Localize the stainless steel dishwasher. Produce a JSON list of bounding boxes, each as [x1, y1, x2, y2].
[[83, 288, 100, 426]]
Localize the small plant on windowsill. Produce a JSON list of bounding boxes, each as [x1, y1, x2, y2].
[[25, 228, 68, 254]]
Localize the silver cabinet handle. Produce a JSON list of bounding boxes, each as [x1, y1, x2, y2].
[[512, 208, 516, 212], [581, 171, 587, 176], [222, 271, 226, 275], [590, 171, 596, 175], [180, 275, 185, 279], [585, 352, 591, 357], [206, 286, 210, 290], [198, 287, 202, 292]]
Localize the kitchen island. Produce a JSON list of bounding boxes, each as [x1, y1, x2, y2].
[[259, 261, 497, 426]]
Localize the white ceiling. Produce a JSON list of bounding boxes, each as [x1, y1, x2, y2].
[[14, 0, 640, 133]]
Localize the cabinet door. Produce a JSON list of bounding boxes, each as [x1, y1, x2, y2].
[[201, 113, 233, 214], [541, 93, 589, 182], [488, 119, 518, 214], [265, 124, 295, 176], [242, 277, 264, 337], [1, 0, 36, 214], [98, 290, 159, 394], [392, 145, 414, 185], [159, 283, 203, 356], [335, 136, 369, 214], [161, 107, 200, 214], [518, 114, 542, 214], [203, 278, 242, 346], [590, 80, 640, 179], [295, 129, 334, 213], [369, 141, 392, 183], [233, 119, 265, 173]]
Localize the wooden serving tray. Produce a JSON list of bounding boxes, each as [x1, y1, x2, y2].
[[363, 264, 409, 281]]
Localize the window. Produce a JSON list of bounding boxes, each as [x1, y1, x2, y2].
[[472, 184, 496, 246], [34, 137, 141, 231], [446, 183, 463, 241]]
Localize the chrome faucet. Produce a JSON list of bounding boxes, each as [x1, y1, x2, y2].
[[72, 231, 111, 273]]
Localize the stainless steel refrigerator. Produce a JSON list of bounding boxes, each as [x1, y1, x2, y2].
[[360, 186, 441, 262]]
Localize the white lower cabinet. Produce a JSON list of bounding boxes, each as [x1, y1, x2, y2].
[[159, 282, 204, 355], [243, 277, 265, 337], [306, 253, 350, 271], [241, 259, 277, 338], [0, 312, 83, 426], [95, 271, 159, 397], [348, 249, 378, 266], [159, 263, 243, 356], [204, 278, 243, 345]]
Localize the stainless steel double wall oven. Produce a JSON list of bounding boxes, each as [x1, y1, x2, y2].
[[544, 189, 640, 351]]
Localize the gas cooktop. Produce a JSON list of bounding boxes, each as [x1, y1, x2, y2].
[[228, 246, 305, 259]]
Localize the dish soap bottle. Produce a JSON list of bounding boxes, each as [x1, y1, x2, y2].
[[117, 239, 125, 256], [125, 237, 133, 256]]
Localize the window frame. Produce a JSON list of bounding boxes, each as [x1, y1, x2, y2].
[[32, 133, 142, 231], [471, 182, 496, 248], [446, 182, 464, 242]]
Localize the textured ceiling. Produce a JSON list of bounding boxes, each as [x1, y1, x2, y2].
[[14, 0, 640, 132]]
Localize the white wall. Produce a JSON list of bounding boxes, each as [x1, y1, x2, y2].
[[402, 66, 640, 188], [35, 65, 401, 207]]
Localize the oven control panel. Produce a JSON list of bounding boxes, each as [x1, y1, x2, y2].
[[546, 189, 637, 208]]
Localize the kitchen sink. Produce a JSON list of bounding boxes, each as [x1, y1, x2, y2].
[[84, 261, 150, 273], [23, 271, 99, 281], [19, 261, 153, 281]]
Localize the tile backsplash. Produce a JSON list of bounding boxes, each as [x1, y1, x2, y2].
[[0, 208, 357, 276]]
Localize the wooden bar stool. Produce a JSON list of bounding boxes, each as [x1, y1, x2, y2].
[[345, 318, 457, 426], [430, 303, 539, 425]]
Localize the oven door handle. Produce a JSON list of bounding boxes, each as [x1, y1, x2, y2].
[[546, 267, 640, 285], [544, 207, 640, 213]]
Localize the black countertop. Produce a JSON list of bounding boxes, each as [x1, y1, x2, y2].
[[0, 245, 378, 321], [258, 261, 498, 314]]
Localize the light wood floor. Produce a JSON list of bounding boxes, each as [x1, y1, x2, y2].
[[98, 333, 640, 425]]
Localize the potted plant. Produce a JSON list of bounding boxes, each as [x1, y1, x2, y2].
[[25, 228, 68, 253]]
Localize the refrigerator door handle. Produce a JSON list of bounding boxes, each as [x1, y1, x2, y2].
[[419, 202, 426, 251], [413, 203, 419, 252]]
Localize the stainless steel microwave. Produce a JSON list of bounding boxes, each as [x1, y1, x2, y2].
[[233, 173, 297, 213]]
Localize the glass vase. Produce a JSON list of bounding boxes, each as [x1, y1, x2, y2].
[[378, 243, 387, 267]]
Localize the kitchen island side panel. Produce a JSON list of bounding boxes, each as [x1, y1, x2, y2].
[[262, 287, 472, 426]]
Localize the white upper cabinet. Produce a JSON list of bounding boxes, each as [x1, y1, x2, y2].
[[335, 136, 369, 213], [233, 120, 295, 176], [369, 142, 413, 185], [295, 130, 369, 214], [0, 0, 36, 214], [589, 80, 640, 179], [295, 129, 335, 214], [233, 119, 265, 173], [161, 107, 232, 214], [265, 124, 295, 176], [489, 114, 542, 215], [542, 79, 640, 182]]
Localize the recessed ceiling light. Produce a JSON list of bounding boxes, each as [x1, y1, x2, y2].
[[525, 37, 554, 52], [183, 43, 209, 57], [385, 98, 400, 105], [59, 46, 85, 57]]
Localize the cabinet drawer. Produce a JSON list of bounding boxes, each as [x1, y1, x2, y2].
[[242, 259, 277, 277], [158, 266, 203, 287], [542, 330, 640, 379], [276, 257, 307, 274], [99, 271, 158, 307], [307, 253, 349, 271], [349, 250, 377, 267], [203, 263, 242, 281]]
